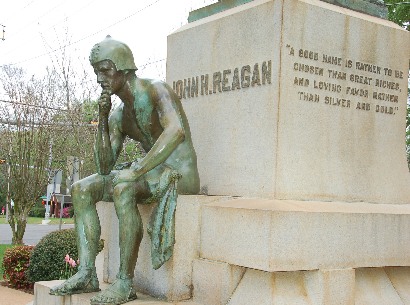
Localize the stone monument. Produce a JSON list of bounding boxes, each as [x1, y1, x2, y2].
[[34, 0, 410, 304], [167, 0, 410, 303]]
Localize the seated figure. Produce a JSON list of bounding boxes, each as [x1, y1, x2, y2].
[[50, 35, 200, 305]]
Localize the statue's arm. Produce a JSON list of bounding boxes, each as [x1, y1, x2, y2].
[[138, 85, 185, 174], [113, 84, 184, 185], [94, 90, 124, 175]]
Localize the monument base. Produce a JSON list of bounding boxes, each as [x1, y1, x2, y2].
[[191, 199, 410, 304], [32, 281, 202, 305], [192, 260, 410, 305], [101, 196, 410, 302], [34, 196, 410, 304], [96, 195, 231, 301], [200, 199, 410, 271]]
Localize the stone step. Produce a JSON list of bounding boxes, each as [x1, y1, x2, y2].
[[33, 281, 201, 305], [200, 198, 410, 272]]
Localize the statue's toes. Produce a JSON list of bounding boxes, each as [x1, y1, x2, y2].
[[49, 283, 70, 296], [49, 273, 100, 296], [90, 286, 136, 305]]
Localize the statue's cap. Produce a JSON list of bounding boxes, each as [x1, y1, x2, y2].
[[89, 35, 137, 71]]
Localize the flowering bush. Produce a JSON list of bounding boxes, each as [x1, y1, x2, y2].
[[27, 228, 103, 282], [2, 245, 35, 290], [60, 254, 78, 279], [61, 206, 74, 218], [27, 229, 78, 282], [62, 207, 70, 218]]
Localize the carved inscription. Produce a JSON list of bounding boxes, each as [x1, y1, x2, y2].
[[172, 61, 272, 99], [287, 45, 404, 116]]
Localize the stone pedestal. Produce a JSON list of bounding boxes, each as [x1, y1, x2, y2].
[[32, 281, 202, 305], [200, 199, 410, 271], [165, 0, 410, 304], [96, 195, 230, 301]]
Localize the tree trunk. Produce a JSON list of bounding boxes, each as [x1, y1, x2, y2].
[[11, 214, 27, 245]]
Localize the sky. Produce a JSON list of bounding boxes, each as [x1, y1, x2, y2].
[[0, 0, 217, 96]]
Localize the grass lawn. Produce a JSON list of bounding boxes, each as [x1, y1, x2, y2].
[[0, 216, 74, 225], [0, 244, 13, 279]]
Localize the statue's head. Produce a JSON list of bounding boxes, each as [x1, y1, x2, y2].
[[89, 35, 137, 71]]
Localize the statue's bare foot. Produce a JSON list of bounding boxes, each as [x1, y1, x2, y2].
[[49, 269, 100, 296], [90, 277, 137, 305]]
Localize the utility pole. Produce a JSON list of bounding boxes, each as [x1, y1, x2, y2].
[[6, 163, 10, 222], [44, 139, 53, 221]]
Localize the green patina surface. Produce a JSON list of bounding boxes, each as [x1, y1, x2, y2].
[[50, 35, 200, 304], [188, 0, 387, 22], [188, 0, 255, 22], [320, 0, 387, 18]]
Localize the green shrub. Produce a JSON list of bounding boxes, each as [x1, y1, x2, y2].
[[68, 206, 75, 218], [29, 206, 46, 217], [27, 228, 103, 282], [27, 229, 77, 282], [2, 245, 35, 290], [0, 244, 13, 279]]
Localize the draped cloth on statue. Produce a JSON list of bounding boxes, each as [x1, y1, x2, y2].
[[143, 166, 181, 270]]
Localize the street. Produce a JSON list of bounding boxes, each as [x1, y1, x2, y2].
[[0, 224, 74, 245]]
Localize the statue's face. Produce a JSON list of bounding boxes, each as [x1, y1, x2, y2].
[[93, 60, 126, 94]]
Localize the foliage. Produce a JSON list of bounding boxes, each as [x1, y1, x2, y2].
[[382, 1, 409, 168], [383, 0, 410, 30], [27, 229, 78, 282], [29, 200, 46, 217], [27, 228, 103, 282], [60, 254, 78, 279], [62, 207, 72, 218], [44, 31, 99, 179], [385, 0, 409, 172], [29, 206, 46, 218], [0, 66, 59, 244], [51, 102, 98, 179], [0, 48, 99, 244], [0, 171, 6, 207], [80, 99, 99, 124], [116, 138, 146, 166], [2, 245, 35, 290], [0, 244, 13, 279], [68, 206, 75, 218]]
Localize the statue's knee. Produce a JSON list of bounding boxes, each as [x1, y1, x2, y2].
[[113, 182, 132, 201], [114, 183, 136, 212], [71, 181, 82, 196], [72, 181, 94, 208], [72, 181, 87, 197]]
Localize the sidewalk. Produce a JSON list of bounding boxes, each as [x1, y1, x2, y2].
[[0, 283, 33, 305]]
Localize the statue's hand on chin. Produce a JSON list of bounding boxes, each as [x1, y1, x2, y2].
[[98, 88, 112, 117]]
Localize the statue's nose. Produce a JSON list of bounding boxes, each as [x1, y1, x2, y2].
[[97, 73, 103, 83]]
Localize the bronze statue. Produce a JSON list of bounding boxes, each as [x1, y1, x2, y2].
[[50, 35, 200, 305]]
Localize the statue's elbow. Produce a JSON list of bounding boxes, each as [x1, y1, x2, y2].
[[176, 127, 185, 142]]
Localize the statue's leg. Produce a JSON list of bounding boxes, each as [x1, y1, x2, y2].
[[73, 174, 106, 269], [50, 174, 106, 296], [90, 180, 150, 304]]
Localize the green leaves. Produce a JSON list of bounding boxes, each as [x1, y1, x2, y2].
[[27, 229, 79, 282], [384, 0, 410, 30], [27, 228, 103, 282], [1, 245, 34, 290]]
